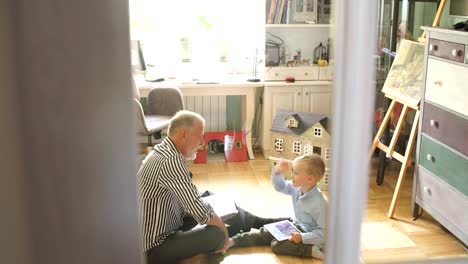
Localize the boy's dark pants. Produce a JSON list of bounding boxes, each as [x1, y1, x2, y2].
[[145, 207, 289, 263], [233, 226, 314, 257]]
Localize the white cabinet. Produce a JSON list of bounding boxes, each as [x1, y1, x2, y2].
[[302, 85, 332, 113], [269, 86, 302, 112], [262, 3, 333, 155], [261, 81, 332, 153]]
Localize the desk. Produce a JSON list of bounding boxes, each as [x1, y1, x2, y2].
[[137, 79, 262, 160]]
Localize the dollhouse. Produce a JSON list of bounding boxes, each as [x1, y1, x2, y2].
[[267, 109, 331, 190]]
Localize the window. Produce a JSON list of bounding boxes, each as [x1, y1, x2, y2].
[[313, 146, 322, 156], [129, 0, 264, 79], [325, 148, 331, 160], [314, 127, 322, 137], [323, 168, 330, 186], [304, 144, 313, 155], [288, 119, 295, 127], [235, 140, 242, 149], [275, 138, 284, 152], [293, 141, 301, 155]]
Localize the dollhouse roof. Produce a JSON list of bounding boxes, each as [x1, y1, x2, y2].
[[271, 109, 328, 135], [287, 114, 301, 123]]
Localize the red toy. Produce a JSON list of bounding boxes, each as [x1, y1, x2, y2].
[[194, 131, 248, 163]]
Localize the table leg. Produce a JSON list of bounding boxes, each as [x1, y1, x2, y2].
[[243, 91, 255, 159]]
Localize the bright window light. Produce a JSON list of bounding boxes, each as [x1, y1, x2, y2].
[[129, 0, 265, 80]]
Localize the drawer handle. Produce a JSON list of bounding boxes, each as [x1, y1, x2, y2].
[[423, 186, 432, 196], [298, 92, 301, 96], [452, 49, 461, 57], [426, 154, 434, 162], [275, 73, 279, 76], [429, 44, 438, 51], [429, 119, 438, 128], [305, 72, 309, 76], [433, 80, 442, 87]]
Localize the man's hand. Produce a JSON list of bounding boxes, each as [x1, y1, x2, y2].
[[207, 214, 230, 253], [289, 232, 302, 244]]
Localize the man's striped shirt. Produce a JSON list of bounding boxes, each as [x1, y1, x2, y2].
[[138, 137, 215, 251]]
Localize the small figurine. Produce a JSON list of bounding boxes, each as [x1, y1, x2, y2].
[[286, 50, 302, 67], [301, 59, 311, 65], [293, 49, 302, 64]]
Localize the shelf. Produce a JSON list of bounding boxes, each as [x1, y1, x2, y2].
[[264, 80, 332, 86], [265, 24, 332, 28]]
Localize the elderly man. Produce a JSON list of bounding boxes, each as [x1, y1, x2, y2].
[[138, 110, 228, 263], [139, 110, 291, 263]]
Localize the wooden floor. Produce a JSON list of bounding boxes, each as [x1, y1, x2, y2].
[[139, 147, 467, 263]]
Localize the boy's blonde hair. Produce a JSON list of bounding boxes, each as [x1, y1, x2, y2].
[[293, 154, 325, 180]]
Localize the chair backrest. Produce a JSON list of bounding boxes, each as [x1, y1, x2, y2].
[[146, 87, 184, 116], [131, 74, 140, 101], [133, 98, 149, 134]]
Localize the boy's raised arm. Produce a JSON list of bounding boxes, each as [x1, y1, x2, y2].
[[271, 158, 294, 195]]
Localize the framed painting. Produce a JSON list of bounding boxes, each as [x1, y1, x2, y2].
[[381, 39, 425, 106]]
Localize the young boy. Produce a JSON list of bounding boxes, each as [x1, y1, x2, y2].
[[227, 154, 327, 259]]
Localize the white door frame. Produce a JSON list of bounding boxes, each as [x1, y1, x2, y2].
[[327, 0, 467, 264]]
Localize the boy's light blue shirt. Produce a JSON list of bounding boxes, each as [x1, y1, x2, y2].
[[271, 169, 327, 245]]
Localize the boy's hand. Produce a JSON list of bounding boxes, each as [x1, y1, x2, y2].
[[274, 159, 291, 175], [289, 232, 302, 244]]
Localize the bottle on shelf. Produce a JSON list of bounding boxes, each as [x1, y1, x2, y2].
[[282, 45, 290, 65]]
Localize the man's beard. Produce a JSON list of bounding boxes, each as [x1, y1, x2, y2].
[[185, 149, 197, 160]]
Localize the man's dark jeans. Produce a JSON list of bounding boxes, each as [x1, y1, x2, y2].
[[146, 222, 225, 263], [145, 187, 290, 263]]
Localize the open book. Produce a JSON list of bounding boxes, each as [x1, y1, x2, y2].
[[202, 194, 238, 221], [264, 220, 300, 241]]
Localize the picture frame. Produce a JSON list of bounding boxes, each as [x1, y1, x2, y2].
[[292, 0, 318, 23], [381, 39, 425, 106]]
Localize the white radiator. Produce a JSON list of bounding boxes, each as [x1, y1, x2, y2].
[[184, 96, 227, 132]]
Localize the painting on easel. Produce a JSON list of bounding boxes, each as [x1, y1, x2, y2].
[[381, 39, 425, 106]]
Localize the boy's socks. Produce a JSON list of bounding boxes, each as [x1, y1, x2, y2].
[[228, 238, 235, 248], [311, 245, 324, 259], [220, 238, 235, 256]]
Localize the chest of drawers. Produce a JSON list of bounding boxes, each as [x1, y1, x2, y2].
[[412, 27, 468, 245]]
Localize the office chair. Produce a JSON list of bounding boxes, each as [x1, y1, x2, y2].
[[132, 76, 184, 149]]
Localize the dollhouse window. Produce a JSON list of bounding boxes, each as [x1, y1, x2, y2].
[[288, 119, 295, 127], [325, 148, 331, 160], [313, 146, 322, 156], [314, 127, 322, 137], [323, 168, 330, 186], [293, 141, 301, 155], [275, 138, 284, 152], [304, 144, 313, 155]]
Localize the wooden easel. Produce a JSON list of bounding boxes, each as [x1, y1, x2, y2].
[[369, 93, 420, 218], [418, 0, 447, 43]]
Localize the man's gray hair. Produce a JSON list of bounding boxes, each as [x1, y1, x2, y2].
[[168, 110, 205, 136]]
